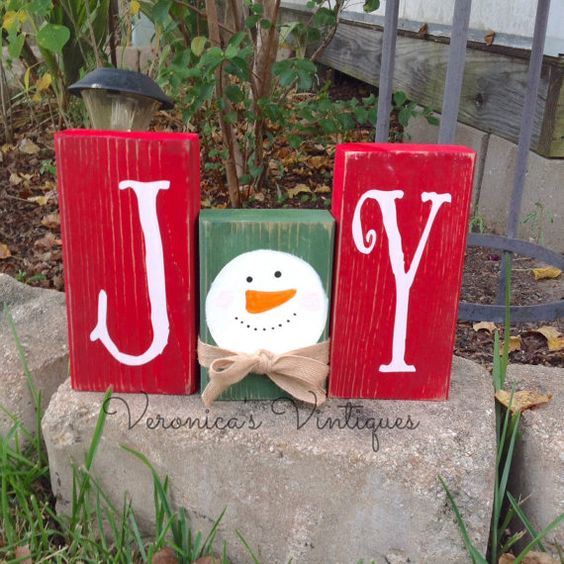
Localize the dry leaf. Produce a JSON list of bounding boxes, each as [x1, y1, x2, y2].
[[495, 389, 552, 413], [287, 184, 311, 198], [534, 326, 564, 352], [41, 213, 60, 229], [0, 243, 11, 259], [40, 180, 57, 192], [484, 30, 496, 46], [531, 266, 561, 280], [473, 321, 496, 334], [201, 198, 211, 208], [151, 547, 178, 564], [27, 196, 48, 206], [499, 335, 521, 354], [309, 156, 329, 169], [130, 0, 141, 15], [521, 552, 560, 564], [9, 172, 22, 186], [501, 552, 561, 564], [19, 138, 40, 155], [417, 23, 429, 37], [36, 72, 52, 92], [314, 184, 331, 194], [194, 557, 223, 564], [252, 192, 265, 202], [14, 545, 32, 564], [34, 232, 62, 250]]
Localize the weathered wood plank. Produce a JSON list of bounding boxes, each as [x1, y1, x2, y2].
[[329, 143, 475, 400], [55, 130, 200, 395], [199, 209, 334, 401], [281, 7, 564, 157]]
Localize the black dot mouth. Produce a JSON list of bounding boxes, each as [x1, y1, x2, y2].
[[234, 313, 298, 331]]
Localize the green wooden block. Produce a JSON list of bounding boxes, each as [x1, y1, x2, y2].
[[199, 209, 335, 400]]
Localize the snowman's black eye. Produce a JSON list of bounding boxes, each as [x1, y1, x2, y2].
[[274, 271, 281, 278], [246, 276, 253, 283]]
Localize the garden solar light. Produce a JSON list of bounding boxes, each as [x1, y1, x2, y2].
[[68, 68, 173, 131]]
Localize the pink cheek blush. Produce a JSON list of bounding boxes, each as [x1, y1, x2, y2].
[[298, 291, 322, 312]]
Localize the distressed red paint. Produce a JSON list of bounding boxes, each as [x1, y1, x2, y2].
[[329, 143, 475, 400], [55, 130, 200, 394]]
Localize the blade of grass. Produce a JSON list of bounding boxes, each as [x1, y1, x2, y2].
[[507, 492, 546, 552], [236, 529, 261, 564], [439, 476, 488, 564], [496, 412, 521, 544], [201, 507, 227, 556], [513, 512, 564, 564]]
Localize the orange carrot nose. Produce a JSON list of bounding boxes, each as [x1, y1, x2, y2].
[[246, 289, 297, 313]]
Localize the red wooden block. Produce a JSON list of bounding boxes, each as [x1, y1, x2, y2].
[[329, 143, 475, 400], [55, 130, 200, 394]]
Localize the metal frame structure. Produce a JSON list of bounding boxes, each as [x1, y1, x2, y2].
[[374, 0, 562, 322]]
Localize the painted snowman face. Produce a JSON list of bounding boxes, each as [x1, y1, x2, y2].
[[205, 250, 328, 353]]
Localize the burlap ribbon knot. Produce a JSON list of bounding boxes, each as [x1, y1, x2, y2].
[[198, 338, 330, 407]]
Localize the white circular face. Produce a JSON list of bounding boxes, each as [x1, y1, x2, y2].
[[205, 250, 328, 353]]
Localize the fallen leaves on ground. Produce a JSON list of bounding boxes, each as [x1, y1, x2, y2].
[[531, 266, 561, 280], [500, 335, 522, 353], [287, 183, 311, 198], [495, 389, 552, 413], [41, 213, 60, 229], [533, 326, 564, 352], [314, 184, 331, 194], [499, 551, 560, 563], [9, 172, 23, 186], [19, 138, 40, 155], [151, 547, 178, 564], [473, 321, 497, 334], [0, 243, 11, 259], [14, 545, 32, 564], [34, 232, 62, 250], [27, 195, 49, 206]]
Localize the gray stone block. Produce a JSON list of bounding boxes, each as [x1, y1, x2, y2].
[[404, 112, 490, 205], [477, 135, 564, 252], [506, 364, 564, 557], [0, 274, 68, 437], [42, 356, 496, 563]]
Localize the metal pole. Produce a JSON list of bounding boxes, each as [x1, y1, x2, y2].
[[375, 0, 400, 142], [438, 0, 472, 144], [497, 0, 551, 305], [506, 0, 551, 239]]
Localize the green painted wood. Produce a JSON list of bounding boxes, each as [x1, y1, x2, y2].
[[199, 209, 335, 400]]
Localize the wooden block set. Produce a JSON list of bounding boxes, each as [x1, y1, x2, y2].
[[55, 130, 475, 403]]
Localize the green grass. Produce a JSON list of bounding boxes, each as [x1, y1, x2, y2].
[[440, 255, 564, 563], [0, 306, 241, 563]]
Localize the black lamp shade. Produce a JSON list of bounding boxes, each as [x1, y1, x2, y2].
[[69, 68, 174, 109]]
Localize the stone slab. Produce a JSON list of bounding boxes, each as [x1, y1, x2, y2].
[[506, 364, 564, 557], [404, 111, 490, 206], [477, 134, 564, 253], [42, 356, 495, 563], [0, 274, 68, 436]]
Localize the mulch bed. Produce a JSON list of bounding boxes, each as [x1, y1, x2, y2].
[[1, 74, 562, 370]]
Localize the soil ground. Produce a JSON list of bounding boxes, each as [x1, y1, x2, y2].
[[1, 72, 562, 369]]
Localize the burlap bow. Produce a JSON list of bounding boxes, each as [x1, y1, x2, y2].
[[198, 338, 330, 407]]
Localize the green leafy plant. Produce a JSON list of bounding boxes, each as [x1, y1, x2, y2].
[[143, 0, 437, 207], [440, 257, 564, 563], [1, 0, 111, 122]]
